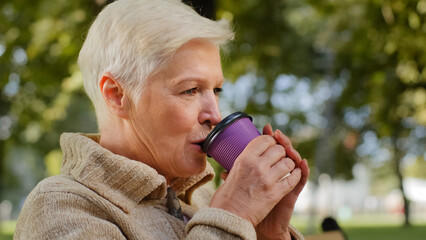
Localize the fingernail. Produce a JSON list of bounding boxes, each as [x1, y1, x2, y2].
[[274, 129, 282, 137], [274, 129, 280, 137]]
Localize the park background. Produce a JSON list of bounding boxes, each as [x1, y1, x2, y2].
[[0, 0, 425, 239]]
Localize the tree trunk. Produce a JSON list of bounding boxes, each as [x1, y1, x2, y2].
[[392, 136, 411, 227], [0, 140, 4, 200]]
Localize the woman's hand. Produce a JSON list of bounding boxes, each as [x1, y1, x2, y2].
[[255, 124, 310, 240], [209, 128, 303, 229]]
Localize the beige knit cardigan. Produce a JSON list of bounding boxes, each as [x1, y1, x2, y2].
[[15, 133, 304, 240]]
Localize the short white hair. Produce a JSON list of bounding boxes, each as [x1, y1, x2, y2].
[[78, 0, 234, 130]]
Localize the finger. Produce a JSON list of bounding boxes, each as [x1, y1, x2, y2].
[[262, 124, 273, 136], [244, 135, 277, 157], [220, 171, 229, 181], [276, 168, 302, 196], [274, 129, 292, 148], [270, 157, 295, 182], [289, 148, 302, 166], [274, 129, 302, 164], [260, 144, 287, 166], [292, 159, 310, 196]]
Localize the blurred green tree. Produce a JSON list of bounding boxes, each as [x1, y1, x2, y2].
[[307, 0, 426, 226], [216, 0, 426, 227], [0, 0, 103, 216]]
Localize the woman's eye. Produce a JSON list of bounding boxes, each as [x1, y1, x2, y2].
[[183, 88, 197, 95], [214, 88, 222, 95]]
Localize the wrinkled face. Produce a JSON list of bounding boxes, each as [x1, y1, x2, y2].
[[127, 40, 223, 180]]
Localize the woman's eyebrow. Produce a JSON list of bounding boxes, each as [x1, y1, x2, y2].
[[171, 77, 199, 87], [172, 76, 224, 86]]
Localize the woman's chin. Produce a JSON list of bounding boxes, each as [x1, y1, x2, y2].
[[181, 159, 207, 177]]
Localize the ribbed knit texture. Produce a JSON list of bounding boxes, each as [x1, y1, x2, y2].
[[14, 132, 303, 240]]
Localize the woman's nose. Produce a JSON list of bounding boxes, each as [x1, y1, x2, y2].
[[198, 94, 222, 127]]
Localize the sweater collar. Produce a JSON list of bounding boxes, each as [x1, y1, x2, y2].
[[59, 132, 214, 213]]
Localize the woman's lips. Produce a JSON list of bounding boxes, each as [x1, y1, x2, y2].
[[196, 141, 204, 148], [192, 139, 206, 152]]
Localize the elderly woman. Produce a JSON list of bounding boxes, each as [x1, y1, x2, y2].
[[15, 0, 309, 239]]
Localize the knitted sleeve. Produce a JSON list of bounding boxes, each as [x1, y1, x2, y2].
[[185, 207, 304, 240], [185, 208, 257, 240], [14, 190, 127, 240]]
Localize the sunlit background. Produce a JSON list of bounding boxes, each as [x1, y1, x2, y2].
[[1, 0, 425, 239]]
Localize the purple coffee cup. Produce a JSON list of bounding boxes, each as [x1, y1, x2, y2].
[[203, 112, 260, 172]]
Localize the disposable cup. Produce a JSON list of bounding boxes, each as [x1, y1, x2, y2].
[[203, 112, 260, 171]]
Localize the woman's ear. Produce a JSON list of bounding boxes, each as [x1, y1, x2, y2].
[[99, 73, 128, 119]]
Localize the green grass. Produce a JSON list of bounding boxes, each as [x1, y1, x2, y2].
[[0, 233, 12, 240], [345, 225, 426, 240], [0, 221, 15, 240], [291, 214, 426, 240]]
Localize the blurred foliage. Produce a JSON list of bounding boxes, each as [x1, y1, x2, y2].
[[217, 0, 425, 177], [404, 156, 426, 179], [216, 0, 425, 226], [0, 0, 425, 226], [0, 0, 100, 213]]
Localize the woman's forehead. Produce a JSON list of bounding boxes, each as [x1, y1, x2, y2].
[[155, 41, 224, 85]]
